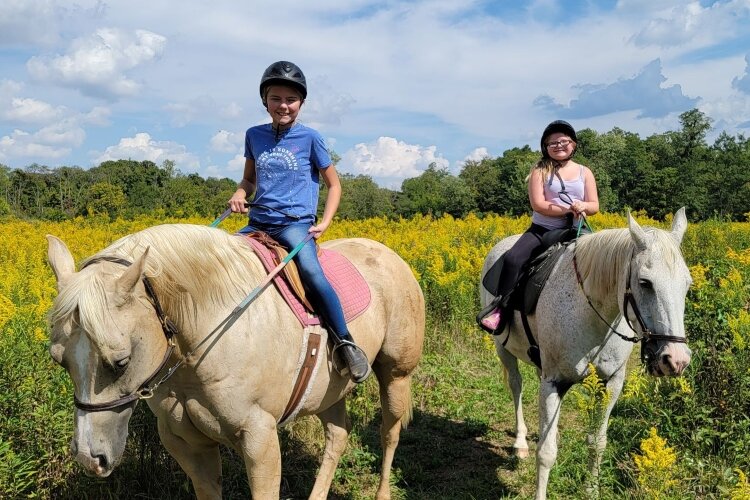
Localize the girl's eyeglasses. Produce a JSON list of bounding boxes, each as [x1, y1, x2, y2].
[[546, 139, 572, 149]]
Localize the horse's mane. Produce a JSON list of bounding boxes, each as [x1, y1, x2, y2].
[[51, 225, 261, 345], [572, 225, 683, 297]]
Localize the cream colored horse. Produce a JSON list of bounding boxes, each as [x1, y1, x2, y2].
[[46, 224, 425, 499], [480, 210, 692, 500]]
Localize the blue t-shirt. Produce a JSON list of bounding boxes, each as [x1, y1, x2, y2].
[[245, 123, 332, 224]]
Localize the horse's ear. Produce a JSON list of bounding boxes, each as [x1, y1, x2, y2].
[[628, 213, 649, 251], [115, 247, 149, 304], [47, 235, 76, 289], [670, 207, 688, 244]]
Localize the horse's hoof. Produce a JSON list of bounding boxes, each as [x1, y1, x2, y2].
[[515, 447, 529, 459]]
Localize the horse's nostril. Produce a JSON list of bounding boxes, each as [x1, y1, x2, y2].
[[95, 454, 109, 469], [661, 353, 673, 371]]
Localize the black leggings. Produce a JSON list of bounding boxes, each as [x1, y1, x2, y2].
[[496, 223, 550, 298]]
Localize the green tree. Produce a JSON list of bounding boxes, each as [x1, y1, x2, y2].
[[574, 128, 620, 213], [91, 160, 168, 215], [0, 164, 10, 214], [707, 132, 750, 220], [163, 173, 205, 216], [85, 182, 127, 218], [459, 147, 534, 216], [331, 174, 394, 219], [397, 164, 475, 217]]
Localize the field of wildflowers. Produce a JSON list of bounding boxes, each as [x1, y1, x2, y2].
[[1, 212, 749, 498]]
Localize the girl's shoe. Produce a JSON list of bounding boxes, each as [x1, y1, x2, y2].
[[481, 309, 502, 331], [477, 296, 504, 333]]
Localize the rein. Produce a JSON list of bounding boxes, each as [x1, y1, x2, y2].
[[72, 233, 314, 412], [572, 244, 687, 362]]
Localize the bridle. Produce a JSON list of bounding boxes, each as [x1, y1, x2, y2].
[[572, 245, 687, 364], [72, 256, 178, 412], [69, 232, 313, 412]]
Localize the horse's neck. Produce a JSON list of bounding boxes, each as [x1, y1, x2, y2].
[[147, 251, 266, 344], [568, 238, 627, 321]]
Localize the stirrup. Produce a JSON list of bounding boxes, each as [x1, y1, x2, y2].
[[476, 295, 503, 333], [332, 340, 372, 383]]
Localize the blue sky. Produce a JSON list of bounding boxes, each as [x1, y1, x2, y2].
[[1, 0, 749, 188]]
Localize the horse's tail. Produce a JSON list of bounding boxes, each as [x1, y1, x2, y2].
[[401, 390, 414, 430]]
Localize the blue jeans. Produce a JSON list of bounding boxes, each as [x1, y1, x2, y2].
[[239, 221, 351, 339]]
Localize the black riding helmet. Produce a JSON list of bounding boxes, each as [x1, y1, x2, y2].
[[541, 120, 577, 159], [259, 61, 307, 106]]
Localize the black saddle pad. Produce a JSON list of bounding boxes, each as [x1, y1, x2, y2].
[[512, 243, 569, 314]]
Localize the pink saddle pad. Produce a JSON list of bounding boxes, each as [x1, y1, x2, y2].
[[239, 235, 372, 327]]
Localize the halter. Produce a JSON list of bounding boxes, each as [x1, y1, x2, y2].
[[72, 256, 178, 412], [572, 245, 687, 364]]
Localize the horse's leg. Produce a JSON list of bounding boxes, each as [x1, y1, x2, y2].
[[237, 410, 282, 499], [587, 366, 626, 493], [535, 378, 567, 500], [497, 345, 529, 458], [374, 372, 413, 500], [157, 419, 222, 500], [310, 399, 349, 500]]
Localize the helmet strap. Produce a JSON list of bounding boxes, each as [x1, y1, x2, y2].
[[272, 121, 297, 141]]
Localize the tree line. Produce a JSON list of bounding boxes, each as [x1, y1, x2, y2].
[[1, 109, 748, 222]]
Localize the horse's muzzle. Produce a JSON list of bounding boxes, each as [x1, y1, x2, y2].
[[646, 342, 691, 377], [71, 438, 116, 477]]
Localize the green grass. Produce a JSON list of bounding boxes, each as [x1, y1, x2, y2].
[[3, 318, 731, 499]]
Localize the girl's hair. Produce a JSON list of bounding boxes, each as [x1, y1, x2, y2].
[[526, 158, 560, 183], [263, 83, 305, 103]]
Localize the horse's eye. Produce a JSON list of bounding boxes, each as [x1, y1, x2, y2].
[[114, 356, 131, 371], [639, 279, 653, 290]]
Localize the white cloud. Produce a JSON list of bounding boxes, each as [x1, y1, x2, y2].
[[0, 128, 72, 160], [27, 28, 166, 98], [220, 102, 243, 119], [81, 106, 111, 126], [164, 95, 219, 127], [0, 80, 23, 96], [630, 0, 750, 48], [302, 76, 356, 130], [205, 154, 244, 180], [2, 97, 66, 124], [35, 121, 86, 146], [227, 154, 245, 172], [455, 147, 490, 169], [209, 129, 243, 153], [339, 136, 449, 187], [95, 133, 200, 171], [0, 0, 60, 46]]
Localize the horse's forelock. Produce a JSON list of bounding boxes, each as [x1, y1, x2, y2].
[[651, 228, 684, 269], [50, 270, 112, 347]]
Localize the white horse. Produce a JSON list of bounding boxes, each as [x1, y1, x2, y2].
[[46, 224, 425, 499], [479, 209, 692, 499]]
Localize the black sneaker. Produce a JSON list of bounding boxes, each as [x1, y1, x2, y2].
[[341, 344, 372, 383]]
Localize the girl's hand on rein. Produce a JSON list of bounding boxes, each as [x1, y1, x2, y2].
[[309, 221, 329, 239], [228, 194, 248, 213]]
